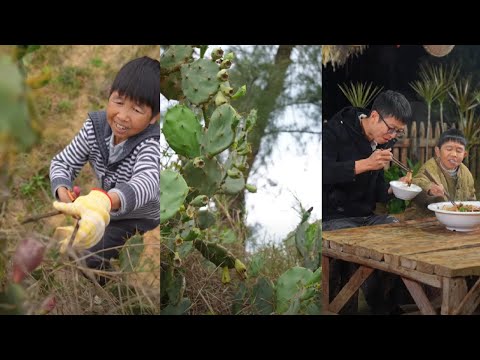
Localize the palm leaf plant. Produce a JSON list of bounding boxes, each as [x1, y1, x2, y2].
[[410, 66, 443, 160], [449, 77, 479, 142], [338, 81, 383, 109]]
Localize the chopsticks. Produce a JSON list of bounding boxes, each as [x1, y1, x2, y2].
[[423, 168, 457, 207], [390, 156, 411, 173], [390, 156, 413, 186]]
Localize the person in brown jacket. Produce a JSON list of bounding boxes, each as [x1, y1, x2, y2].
[[405, 128, 475, 220]]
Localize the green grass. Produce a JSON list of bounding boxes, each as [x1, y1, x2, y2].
[[57, 100, 73, 114]]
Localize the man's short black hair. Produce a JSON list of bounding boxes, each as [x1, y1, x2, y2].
[[110, 56, 160, 117], [437, 128, 467, 148], [371, 90, 412, 125]]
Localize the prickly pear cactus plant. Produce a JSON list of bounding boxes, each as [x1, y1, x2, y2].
[[1, 46, 50, 314], [160, 169, 189, 224], [161, 45, 257, 314]]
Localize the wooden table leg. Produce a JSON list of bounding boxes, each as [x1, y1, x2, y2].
[[402, 277, 436, 315], [441, 277, 467, 315], [329, 265, 374, 314], [453, 277, 480, 315], [322, 254, 330, 312]]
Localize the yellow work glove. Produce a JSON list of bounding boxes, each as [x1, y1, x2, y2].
[[53, 188, 112, 252]]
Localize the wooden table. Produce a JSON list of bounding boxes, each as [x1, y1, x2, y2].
[[322, 217, 480, 315]]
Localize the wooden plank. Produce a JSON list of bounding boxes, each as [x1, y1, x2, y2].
[[453, 277, 480, 315], [329, 241, 343, 252], [400, 257, 417, 270], [329, 266, 374, 314], [402, 277, 437, 315], [323, 248, 442, 288], [324, 219, 480, 278], [441, 277, 467, 315], [322, 255, 330, 312], [384, 254, 400, 267], [403, 247, 480, 277], [416, 261, 435, 275], [323, 240, 330, 249]]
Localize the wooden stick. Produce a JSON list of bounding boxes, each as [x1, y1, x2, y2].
[[68, 220, 80, 248], [21, 210, 62, 224]]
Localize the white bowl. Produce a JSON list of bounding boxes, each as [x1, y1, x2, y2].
[[390, 180, 422, 200], [427, 201, 480, 232]]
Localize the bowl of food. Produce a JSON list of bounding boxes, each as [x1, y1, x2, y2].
[[427, 201, 480, 232], [390, 180, 422, 200]]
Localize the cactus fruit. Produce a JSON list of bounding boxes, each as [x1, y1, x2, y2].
[[173, 252, 182, 267], [211, 48, 224, 61], [181, 58, 220, 105], [227, 168, 242, 179], [193, 239, 247, 280], [160, 169, 189, 224], [222, 266, 231, 284], [193, 157, 205, 168], [162, 105, 202, 158], [12, 236, 45, 283], [220, 59, 232, 70], [185, 204, 196, 218], [189, 195, 209, 207], [216, 69, 229, 81], [214, 91, 229, 107], [220, 82, 234, 96], [245, 184, 257, 193]]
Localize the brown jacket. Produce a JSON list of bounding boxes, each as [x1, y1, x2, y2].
[[404, 157, 476, 220]]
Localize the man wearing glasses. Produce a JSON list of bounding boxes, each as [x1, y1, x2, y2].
[[323, 90, 412, 314]]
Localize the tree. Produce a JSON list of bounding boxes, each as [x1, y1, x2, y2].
[[225, 45, 322, 226]]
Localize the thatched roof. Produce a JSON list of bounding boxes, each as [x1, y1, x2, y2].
[[322, 45, 455, 70]]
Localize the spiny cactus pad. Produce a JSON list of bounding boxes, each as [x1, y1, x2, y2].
[[160, 169, 189, 224], [181, 58, 220, 105], [251, 277, 274, 315], [221, 174, 245, 195], [160, 72, 183, 101], [182, 157, 223, 197], [160, 45, 194, 73], [197, 210, 216, 230], [203, 104, 237, 158], [162, 105, 202, 158], [275, 267, 314, 314]]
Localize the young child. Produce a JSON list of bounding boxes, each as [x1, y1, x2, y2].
[[406, 128, 476, 219], [50, 56, 160, 276]]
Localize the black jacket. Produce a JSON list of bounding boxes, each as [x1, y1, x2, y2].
[[323, 106, 392, 221]]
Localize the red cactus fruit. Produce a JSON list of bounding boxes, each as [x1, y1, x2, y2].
[[12, 236, 46, 283]]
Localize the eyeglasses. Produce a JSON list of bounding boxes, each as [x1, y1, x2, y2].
[[377, 111, 405, 136]]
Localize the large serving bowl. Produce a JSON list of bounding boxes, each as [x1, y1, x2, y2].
[[390, 180, 422, 200], [427, 201, 480, 232]]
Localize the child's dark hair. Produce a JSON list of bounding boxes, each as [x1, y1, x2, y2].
[[437, 128, 467, 148], [110, 56, 159, 117]]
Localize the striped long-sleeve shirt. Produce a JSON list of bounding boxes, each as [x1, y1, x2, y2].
[[50, 110, 160, 222]]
